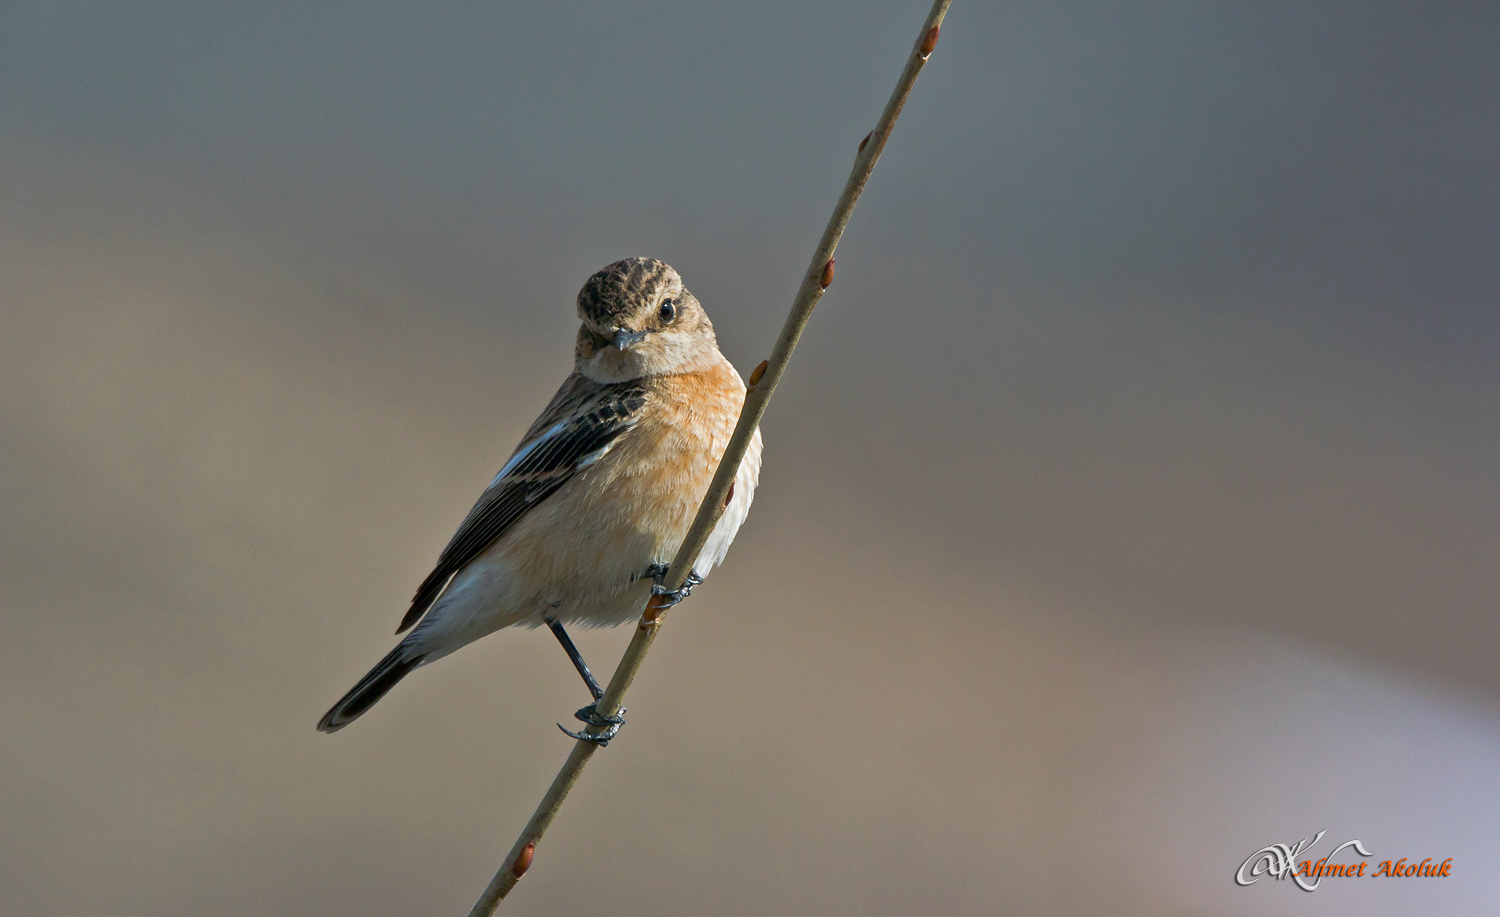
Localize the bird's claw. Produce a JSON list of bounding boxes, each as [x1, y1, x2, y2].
[[574, 702, 626, 727], [649, 572, 702, 609], [640, 562, 670, 582], [558, 702, 626, 745]]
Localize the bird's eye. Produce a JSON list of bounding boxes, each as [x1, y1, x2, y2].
[[658, 299, 676, 323]]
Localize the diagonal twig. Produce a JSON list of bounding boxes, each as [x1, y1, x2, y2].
[[466, 3, 953, 911]]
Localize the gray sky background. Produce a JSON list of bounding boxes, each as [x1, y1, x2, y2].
[[2, 2, 1497, 915]]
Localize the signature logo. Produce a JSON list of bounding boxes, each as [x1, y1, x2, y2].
[[1236, 831, 1370, 891], [1235, 831, 1451, 891]]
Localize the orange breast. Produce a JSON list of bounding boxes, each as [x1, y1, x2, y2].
[[490, 360, 746, 604]]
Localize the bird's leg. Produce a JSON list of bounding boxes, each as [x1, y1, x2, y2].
[[636, 562, 670, 584], [547, 617, 625, 745], [546, 617, 603, 700], [634, 562, 699, 607], [649, 570, 703, 609]]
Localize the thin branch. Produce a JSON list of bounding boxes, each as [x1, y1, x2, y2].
[[466, 3, 953, 911]]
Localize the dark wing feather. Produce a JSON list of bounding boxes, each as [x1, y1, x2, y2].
[[395, 374, 649, 634]]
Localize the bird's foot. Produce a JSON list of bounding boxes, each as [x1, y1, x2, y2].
[[638, 562, 670, 583], [558, 702, 626, 746], [649, 572, 703, 609]]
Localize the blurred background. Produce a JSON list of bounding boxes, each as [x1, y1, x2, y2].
[[2, 2, 1497, 914]]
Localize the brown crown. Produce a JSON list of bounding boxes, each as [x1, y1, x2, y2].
[[577, 257, 679, 326]]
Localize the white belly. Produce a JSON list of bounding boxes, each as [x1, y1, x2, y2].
[[408, 424, 762, 662]]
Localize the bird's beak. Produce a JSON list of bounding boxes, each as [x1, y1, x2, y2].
[[611, 328, 651, 351]]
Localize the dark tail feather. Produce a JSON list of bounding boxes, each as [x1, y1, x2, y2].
[[317, 645, 425, 733]]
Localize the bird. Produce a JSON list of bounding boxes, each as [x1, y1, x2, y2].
[[317, 257, 762, 740]]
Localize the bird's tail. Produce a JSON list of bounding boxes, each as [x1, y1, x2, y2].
[[317, 644, 425, 733]]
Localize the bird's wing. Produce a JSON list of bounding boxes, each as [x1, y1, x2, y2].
[[395, 373, 650, 634]]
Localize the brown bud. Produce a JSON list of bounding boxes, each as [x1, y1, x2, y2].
[[722, 480, 735, 510], [819, 258, 835, 289], [644, 595, 668, 624], [747, 359, 768, 387], [512, 842, 535, 878], [858, 131, 872, 153], [920, 25, 940, 58]]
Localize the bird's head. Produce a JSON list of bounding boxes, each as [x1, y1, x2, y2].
[[575, 257, 719, 382]]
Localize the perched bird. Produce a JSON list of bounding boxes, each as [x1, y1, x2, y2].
[[317, 257, 762, 739]]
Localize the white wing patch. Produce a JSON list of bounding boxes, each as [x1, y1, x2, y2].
[[575, 437, 620, 470], [489, 420, 569, 488]]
